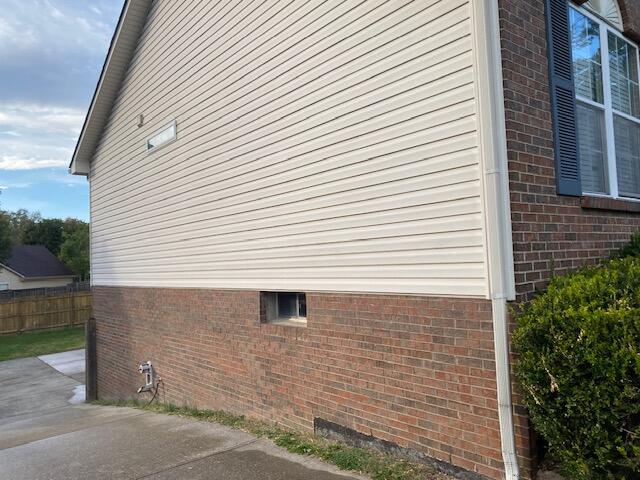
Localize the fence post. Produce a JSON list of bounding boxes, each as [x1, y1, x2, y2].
[[70, 293, 75, 327], [86, 317, 97, 401], [17, 300, 24, 333]]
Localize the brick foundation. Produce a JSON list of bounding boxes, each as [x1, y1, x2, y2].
[[94, 286, 509, 479]]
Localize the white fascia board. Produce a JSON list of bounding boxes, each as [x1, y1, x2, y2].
[[0, 264, 26, 279], [70, 0, 152, 176], [21, 275, 76, 281]]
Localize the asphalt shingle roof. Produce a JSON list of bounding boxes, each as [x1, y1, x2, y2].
[[2, 245, 73, 278]]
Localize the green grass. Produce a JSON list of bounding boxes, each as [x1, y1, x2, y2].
[[95, 399, 450, 480], [0, 326, 85, 362]]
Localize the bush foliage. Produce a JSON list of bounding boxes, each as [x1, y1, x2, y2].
[[514, 257, 640, 479], [615, 232, 640, 259]]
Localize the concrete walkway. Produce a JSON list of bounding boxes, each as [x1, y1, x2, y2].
[[0, 351, 364, 480]]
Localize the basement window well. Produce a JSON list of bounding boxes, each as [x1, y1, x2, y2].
[[261, 292, 307, 326]]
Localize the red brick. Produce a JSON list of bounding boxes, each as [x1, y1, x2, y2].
[[94, 287, 502, 479]]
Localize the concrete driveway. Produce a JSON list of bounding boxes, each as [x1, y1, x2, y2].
[[0, 351, 363, 480]]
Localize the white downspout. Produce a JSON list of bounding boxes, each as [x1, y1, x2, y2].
[[471, 1, 519, 479], [492, 296, 519, 480]]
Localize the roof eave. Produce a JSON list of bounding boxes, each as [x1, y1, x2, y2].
[[0, 264, 26, 279], [21, 275, 76, 281], [70, 0, 152, 176]]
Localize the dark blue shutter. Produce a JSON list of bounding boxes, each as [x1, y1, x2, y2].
[[545, 0, 582, 196]]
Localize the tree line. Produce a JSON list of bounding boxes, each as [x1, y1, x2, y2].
[[0, 209, 89, 281]]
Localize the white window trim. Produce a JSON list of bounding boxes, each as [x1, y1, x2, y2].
[[146, 120, 177, 153], [572, 3, 640, 200]]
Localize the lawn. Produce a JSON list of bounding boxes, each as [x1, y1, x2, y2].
[[0, 326, 85, 362]]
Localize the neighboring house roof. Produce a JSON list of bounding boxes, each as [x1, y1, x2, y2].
[[1, 246, 73, 279], [70, 0, 152, 175]]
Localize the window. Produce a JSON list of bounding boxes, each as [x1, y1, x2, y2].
[[147, 121, 176, 151], [261, 292, 307, 325], [0, 283, 8, 291], [570, 4, 640, 199]]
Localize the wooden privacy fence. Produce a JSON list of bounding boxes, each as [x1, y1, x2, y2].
[[0, 292, 92, 335]]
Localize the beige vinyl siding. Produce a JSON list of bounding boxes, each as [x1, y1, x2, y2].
[[89, 0, 489, 297]]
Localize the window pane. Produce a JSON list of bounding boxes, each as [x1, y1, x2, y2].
[[614, 115, 640, 197], [147, 122, 176, 150], [576, 102, 609, 194], [570, 9, 604, 103], [277, 293, 298, 318], [608, 32, 640, 118]]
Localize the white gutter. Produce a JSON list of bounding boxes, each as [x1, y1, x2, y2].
[[471, 1, 519, 479]]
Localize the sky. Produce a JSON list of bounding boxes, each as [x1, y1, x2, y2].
[[0, 0, 124, 221]]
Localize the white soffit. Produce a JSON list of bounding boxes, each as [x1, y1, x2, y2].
[[69, 0, 152, 175]]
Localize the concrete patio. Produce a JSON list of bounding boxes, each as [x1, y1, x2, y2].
[[0, 350, 363, 480]]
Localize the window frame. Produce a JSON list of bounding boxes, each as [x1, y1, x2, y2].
[[0, 283, 8, 291], [261, 291, 307, 326], [146, 120, 177, 153], [571, 3, 640, 200]]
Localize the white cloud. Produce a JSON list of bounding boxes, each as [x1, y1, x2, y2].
[[0, 17, 38, 52], [0, 181, 32, 190], [0, 103, 84, 136], [0, 2, 121, 176], [0, 155, 68, 170], [0, 1, 113, 59], [0, 103, 82, 171], [44, 1, 64, 20]]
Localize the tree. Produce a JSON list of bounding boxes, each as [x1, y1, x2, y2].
[[7, 209, 40, 246], [0, 192, 12, 262], [59, 223, 90, 280], [23, 218, 65, 255], [0, 212, 11, 262], [0, 203, 89, 277]]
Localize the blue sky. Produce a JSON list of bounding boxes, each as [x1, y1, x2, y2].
[[0, 0, 124, 220]]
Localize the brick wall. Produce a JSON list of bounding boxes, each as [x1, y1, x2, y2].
[[94, 286, 510, 479], [499, 0, 640, 302], [616, 0, 640, 40], [498, 1, 640, 477]]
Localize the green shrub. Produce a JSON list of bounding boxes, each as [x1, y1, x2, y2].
[[513, 257, 640, 479], [615, 232, 640, 259]]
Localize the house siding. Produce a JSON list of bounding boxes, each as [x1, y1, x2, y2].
[[85, 1, 525, 478], [0, 268, 21, 290], [89, 0, 490, 297], [94, 286, 504, 479]]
